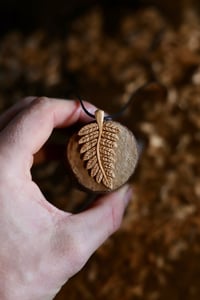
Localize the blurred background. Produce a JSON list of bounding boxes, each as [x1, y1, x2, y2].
[[0, 0, 200, 299]]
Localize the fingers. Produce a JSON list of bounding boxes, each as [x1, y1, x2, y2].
[[67, 185, 132, 262], [0, 97, 96, 171], [0, 97, 36, 131]]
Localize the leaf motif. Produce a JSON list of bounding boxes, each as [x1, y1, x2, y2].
[[78, 123, 98, 136], [99, 146, 115, 156], [80, 139, 97, 154], [96, 169, 103, 183], [78, 118, 120, 189], [86, 156, 97, 169], [102, 155, 115, 163], [91, 163, 99, 177], [102, 177, 113, 189], [100, 139, 117, 148], [79, 131, 99, 144], [102, 131, 119, 141], [83, 147, 96, 160], [103, 121, 120, 133], [102, 162, 113, 169]]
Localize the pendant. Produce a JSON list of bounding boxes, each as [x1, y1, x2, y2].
[[67, 110, 139, 193]]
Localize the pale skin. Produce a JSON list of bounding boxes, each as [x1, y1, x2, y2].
[[0, 97, 132, 300]]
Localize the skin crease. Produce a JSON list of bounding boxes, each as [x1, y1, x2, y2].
[[0, 97, 132, 300]]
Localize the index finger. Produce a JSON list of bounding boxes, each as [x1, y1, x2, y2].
[[0, 97, 96, 170]]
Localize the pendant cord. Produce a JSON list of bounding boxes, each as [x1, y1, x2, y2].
[[77, 82, 156, 121], [79, 96, 95, 118]]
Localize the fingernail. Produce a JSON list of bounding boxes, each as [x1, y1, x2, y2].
[[124, 186, 133, 206], [120, 184, 133, 207]]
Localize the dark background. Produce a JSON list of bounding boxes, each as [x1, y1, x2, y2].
[[0, 0, 198, 36]]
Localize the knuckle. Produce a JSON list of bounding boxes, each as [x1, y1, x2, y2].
[[32, 96, 50, 108], [65, 235, 88, 273], [55, 219, 88, 273], [20, 96, 36, 105]]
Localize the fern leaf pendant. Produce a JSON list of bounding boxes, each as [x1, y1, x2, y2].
[[78, 110, 120, 189]]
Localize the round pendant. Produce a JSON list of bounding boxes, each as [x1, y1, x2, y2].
[[67, 110, 139, 193]]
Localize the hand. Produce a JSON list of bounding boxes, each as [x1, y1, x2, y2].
[[0, 97, 132, 300]]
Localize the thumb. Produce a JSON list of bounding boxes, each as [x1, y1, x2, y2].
[[66, 185, 132, 265]]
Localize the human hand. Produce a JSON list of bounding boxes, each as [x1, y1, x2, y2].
[[0, 97, 132, 300]]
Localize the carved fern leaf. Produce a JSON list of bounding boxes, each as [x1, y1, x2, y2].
[[78, 115, 120, 189]]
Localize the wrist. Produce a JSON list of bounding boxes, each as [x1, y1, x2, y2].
[[0, 270, 61, 300]]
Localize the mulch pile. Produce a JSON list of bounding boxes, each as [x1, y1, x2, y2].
[[0, 3, 199, 299]]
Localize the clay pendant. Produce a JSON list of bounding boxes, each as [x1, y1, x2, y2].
[[67, 110, 139, 193]]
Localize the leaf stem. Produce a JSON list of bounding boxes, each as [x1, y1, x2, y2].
[[95, 110, 108, 183]]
